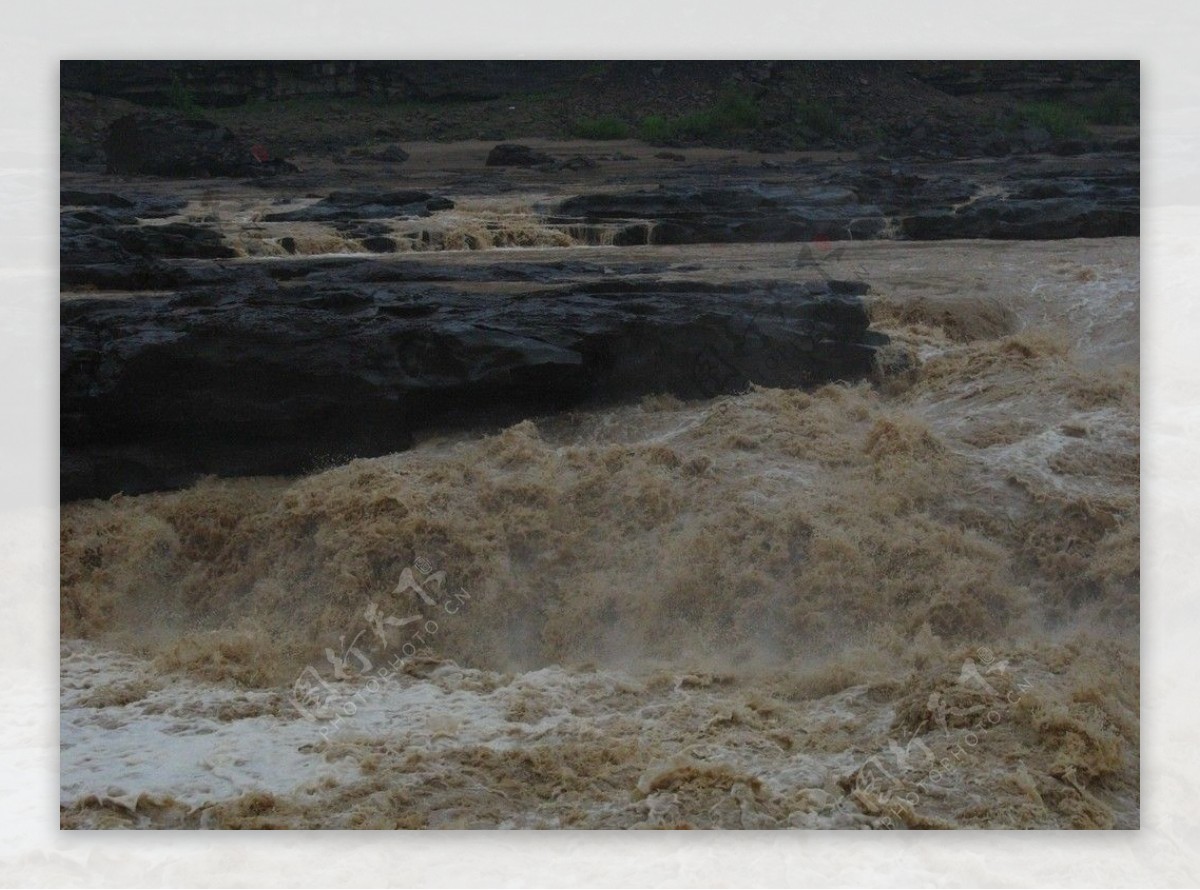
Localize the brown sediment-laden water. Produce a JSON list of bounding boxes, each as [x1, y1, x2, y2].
[[59, 140, 1139, 829]]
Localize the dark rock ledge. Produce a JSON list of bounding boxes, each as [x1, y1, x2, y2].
[[61, 277, 885, 501]]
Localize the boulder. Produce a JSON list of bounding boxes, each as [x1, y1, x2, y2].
[[104, 112, 298, 178], [486, 143, 554, 167], [370, 144, 410, 163], [360, 236, 398, 253], [261, 190, 454, 223]]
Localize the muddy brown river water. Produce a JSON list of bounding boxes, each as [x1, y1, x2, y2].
[[59, 145, 1139, 829]]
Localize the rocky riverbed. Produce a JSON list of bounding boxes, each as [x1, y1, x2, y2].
[[60, 107, 1139, 829], [61, 136, 1136, 500]]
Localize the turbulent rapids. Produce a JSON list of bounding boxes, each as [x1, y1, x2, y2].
[[58, 60, 1141, 829], [60, 230, 1139, 828]]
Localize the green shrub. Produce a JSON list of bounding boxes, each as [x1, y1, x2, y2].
[[639, 114, 673, 143], [1016, 101, 1090, 139], [666, 110, 715, 140], [707, 87, 761, 130], [637, 88, 762, 145], [572, 115, 632, 140]]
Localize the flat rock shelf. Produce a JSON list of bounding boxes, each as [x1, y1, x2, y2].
[[61, 266, 884, 501]]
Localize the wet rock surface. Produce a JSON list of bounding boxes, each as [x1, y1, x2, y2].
[[61, 270, 882, 500], [59, 142, 1137, 500], [60, 192, 233, 289], [260, 190, 455, 223], [555, 155, 1138, 243]]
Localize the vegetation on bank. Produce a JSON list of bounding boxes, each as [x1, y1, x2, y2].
[[568, 89, 841, 148], [1015, 102, 1092, 139], [791, 99, 842, 141], [69, 68, 1134, 160], [568, 90, 766, 146], [1010, 87, 1137, 139], [638, 88, 762, 143]]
